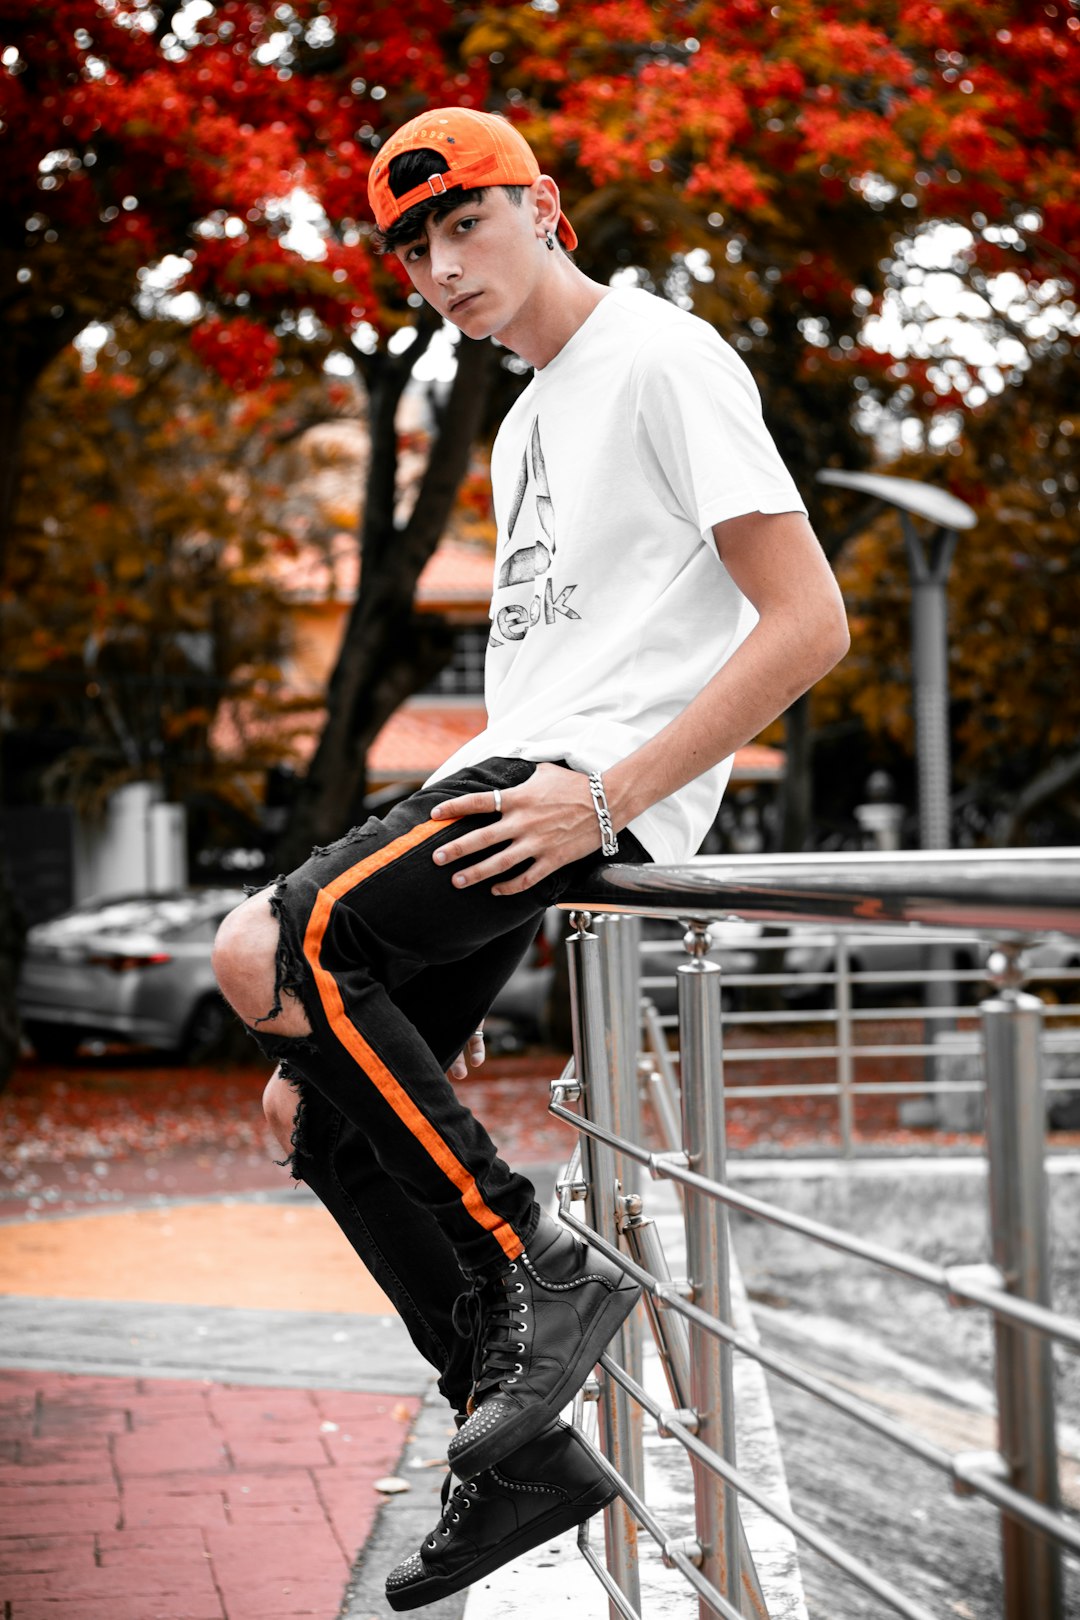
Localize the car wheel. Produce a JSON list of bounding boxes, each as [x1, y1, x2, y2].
[[24, 1021, 83, 1063], [181, 994, 238, 1065]]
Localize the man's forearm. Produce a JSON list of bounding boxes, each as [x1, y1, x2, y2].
[[603, 604, 849, 832]]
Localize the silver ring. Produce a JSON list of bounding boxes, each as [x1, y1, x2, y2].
[[492, 787, 502, 814], [473, 1029, 485, 1039]]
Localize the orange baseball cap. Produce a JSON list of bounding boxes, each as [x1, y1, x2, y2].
[[367, 107, 578, 250]]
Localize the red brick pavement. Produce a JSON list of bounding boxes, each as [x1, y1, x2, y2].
[[0, 1370, 419, 1620]]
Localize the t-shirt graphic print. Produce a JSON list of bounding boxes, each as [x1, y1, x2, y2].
[[490, 416, 581, 647]]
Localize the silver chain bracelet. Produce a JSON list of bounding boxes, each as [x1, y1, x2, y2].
[[587, 770, 619, 857]]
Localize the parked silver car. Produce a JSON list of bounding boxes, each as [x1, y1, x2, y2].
[[18, 889, 244, 1062]]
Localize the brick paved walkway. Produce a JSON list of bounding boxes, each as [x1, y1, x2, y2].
[[1, 1371, 417, 1620], [0, 1054, 572, 1620]]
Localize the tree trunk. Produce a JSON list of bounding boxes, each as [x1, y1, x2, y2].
[[274, 335, 498, 870], [0, 346, 69, 1086], [0, 866, 25, 1091]]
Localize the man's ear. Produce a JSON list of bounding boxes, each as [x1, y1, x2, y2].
[[531, 175, 562, 241]]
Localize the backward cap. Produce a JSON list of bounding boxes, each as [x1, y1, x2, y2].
[[367, 106, 577, 250]]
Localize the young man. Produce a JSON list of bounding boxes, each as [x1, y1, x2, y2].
[[212, 107, 849, 1609]]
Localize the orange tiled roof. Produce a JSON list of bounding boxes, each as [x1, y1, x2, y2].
[[272, 533, 493, 614], [368, 701, 488, 781]]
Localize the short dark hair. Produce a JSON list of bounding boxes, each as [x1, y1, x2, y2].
[[375, 146, 523, 253]]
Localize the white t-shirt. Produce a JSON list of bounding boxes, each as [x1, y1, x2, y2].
[[427, 286, 807, 863]]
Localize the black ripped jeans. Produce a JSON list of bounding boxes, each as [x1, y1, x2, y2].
[[244, 757, 647, 1412]]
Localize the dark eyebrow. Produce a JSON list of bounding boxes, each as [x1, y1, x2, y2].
[[434, 195, 487, 224]]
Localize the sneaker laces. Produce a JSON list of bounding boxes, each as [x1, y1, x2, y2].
[[425, 1476, 480, 1549], [452, 1263, 529, 1405]]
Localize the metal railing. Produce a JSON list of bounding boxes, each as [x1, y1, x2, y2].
[[636, 915, 1080, 1157], [551, 849, 1080, 1620]]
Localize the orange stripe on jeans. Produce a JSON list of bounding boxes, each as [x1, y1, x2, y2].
[[302, 817, 523, 1264]]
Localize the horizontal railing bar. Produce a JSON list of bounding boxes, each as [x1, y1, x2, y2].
[[656, 1015, 1076, 1037], [598, 1353, 942, 1620], [643, 968, 994, 989], [694, 1041, 977, 1059], [572, 1424, 744, 1620], [649, 1075, 1075, 1098], [654, 1158, 1080, 1351], [643, 948, 1080, 981], [954, 1462, 1080, 1557], [657, 1076, 1080, 1098], [560, 1211, 955, 1471], [657, 1001, 844, 1019], [626, 1252, 959, 1473], [694, 1081, 975, 1101], [552, 1101, 1080, 1348], [670, 928, 993, 946], [550, 1092, 653, 1169], [563, 847, 1080, 936], [560, 1201, 1080, 1565], [577, 1541, 643, 1620], [654, 1038, 974, 1059]]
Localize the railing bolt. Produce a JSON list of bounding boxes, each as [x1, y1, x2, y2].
[[616, 1191, 644, 1228], [649, 1148, 690, 1175], [944, 1261, 1006, 1308], [655, 1278, 695, 1305], [662, 1536, 703, 1570], [657, 1407, 700, 1439], [551, 1075, 582, 1104], [985, 939, 1029, 993], [581, 1375, 602, 1404], [555, 1173, 588, 1202], [952, 1449, 1010, 1497], [682, 919, 713, 958]]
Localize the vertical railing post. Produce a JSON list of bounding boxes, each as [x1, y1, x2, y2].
[[981, 949, 1063, 1620], [594, 913, 645, 1197], [566, 911, 641, 1620], [642, 996, 683, 1152], [594, 914, 646, 1508], [835, 930, 855, 1156], [678, 918, 741, 1618]]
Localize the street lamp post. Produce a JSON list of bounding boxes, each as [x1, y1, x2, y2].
[[817, 470, 977, 1127], [817, 470, 977, 851]]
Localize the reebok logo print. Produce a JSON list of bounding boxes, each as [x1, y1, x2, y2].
[[489, 416, 580, 648]]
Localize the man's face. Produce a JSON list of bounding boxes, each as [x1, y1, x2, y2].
[[393, 186, 543, 341]]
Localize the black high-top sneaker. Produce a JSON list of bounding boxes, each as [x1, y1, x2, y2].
[[447, 1210, 640, 1480], [384, 1419, 615, 1611]]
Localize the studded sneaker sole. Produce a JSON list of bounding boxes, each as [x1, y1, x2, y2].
[[384, 1424, 615, 1612]]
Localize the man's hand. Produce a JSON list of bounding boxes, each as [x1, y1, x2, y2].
[[430, 762, 600, 895], [448, 1027, 486, 1081]]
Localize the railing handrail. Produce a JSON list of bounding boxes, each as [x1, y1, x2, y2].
[[565, 847, 1080, 936]]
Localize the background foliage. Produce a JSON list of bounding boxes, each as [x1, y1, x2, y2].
[[2, 0, 1078, 856]]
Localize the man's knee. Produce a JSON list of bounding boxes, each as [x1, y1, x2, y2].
[[263, 1068, 300, 1156], [213, 891, 311, 1035]]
